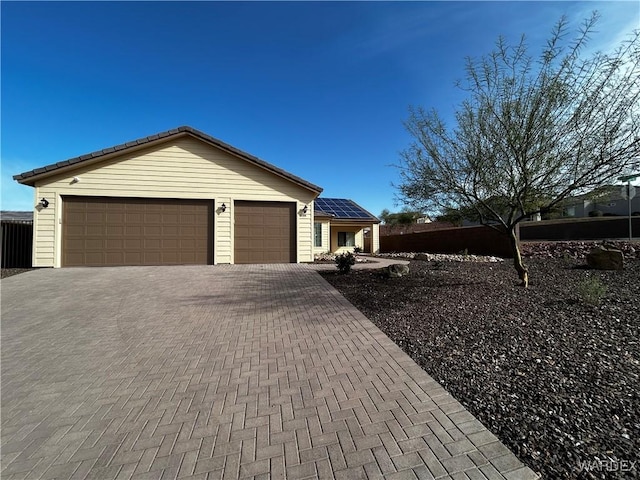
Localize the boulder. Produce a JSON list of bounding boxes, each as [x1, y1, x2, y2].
[[586, 246, 624, 270], [386, 264, 410, 278], [414, 253, 431, 261]]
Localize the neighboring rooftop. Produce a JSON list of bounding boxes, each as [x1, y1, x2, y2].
[[1, 211, 34, 222], [314, 198, 379, 222], [13, 126, 323, 194]]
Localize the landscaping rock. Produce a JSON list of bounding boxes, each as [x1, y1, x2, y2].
[[521, 240, 638, 260], [321, 258, 640, 480], [379, 252, 503, 263], [386, 264, 410, 278], [586, 246, 624, 270]]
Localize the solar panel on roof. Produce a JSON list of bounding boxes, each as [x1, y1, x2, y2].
[[314, 198, 376, 220]]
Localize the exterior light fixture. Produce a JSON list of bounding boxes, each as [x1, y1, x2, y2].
[[220, 203, 227, 212], [302, 205, 308, 214], [40, 198, 49, 208]]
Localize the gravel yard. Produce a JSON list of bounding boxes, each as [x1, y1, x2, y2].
[[321, 253, 639, 479]]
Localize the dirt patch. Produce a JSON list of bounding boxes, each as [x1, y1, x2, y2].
[[321, 257, 639, 479]]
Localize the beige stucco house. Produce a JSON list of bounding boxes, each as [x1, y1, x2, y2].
[[14, 126, 379, 267]]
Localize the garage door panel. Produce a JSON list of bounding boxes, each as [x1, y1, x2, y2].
[[106, 225, 124, 236], [63, 197, 213, 266], [125, 225, 142, 236], [144, 226, 162, 236], [86, 213, 106, 224], [234, 201, 295, 264], [105, 239, 123, 249], [158, 213, 178, 224], [122, 251, 141, 263], [144, 213, 162, 223], [126, 213, 143, 223], [85, 239, 104, 250], [105, 213, 124, 223], [144, 238, 161, 249], [85, 252, 105, 264], [162, 239, 179, 249], [124, 239, 142, 249], [162, 225, 179, 236], [143, 252, 161, 264], [86, 225, 104, 236]]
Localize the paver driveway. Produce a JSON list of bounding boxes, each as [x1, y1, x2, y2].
[[1, 265, 538, 480]]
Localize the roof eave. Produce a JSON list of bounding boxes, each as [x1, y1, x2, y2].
[[14, 126, 324, 194], [327, 218, 380, 224]]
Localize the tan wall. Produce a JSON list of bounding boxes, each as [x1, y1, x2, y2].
[[371, 223, 380, 254], [31, 136, 317, 267]]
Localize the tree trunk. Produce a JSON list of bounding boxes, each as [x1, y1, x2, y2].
[[508, 228, 529, 287]]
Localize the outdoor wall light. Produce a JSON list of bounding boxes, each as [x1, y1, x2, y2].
[[220, 203, 227, 212], [302, 205, 308, 214], [40, 198, 49, 208]]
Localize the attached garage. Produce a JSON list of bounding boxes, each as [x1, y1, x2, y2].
[[234, 201, 295, 264], [63, 197, 213, 266], [13, 126, 323, 268]]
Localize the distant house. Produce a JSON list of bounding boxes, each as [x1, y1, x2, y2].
[[562, 185, 640, 218]]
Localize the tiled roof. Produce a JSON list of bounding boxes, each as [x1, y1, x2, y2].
[[314, 198, 379, 222], [13, 126, 323, 194]]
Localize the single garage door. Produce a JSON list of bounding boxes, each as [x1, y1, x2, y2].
[[234, 201, 296, 264], [63, 197, 213, 266]]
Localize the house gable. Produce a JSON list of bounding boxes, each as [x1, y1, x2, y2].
[[15, 126, 322, 194]]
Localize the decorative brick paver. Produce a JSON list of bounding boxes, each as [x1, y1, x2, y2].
[[1, 265, 539, 479]]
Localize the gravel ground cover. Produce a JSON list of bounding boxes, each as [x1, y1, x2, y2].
[[320, 254, 639, 479], [1, 268, 36, 279]]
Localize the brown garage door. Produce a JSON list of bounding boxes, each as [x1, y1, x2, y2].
[[234, 201, 295, 264], [63, 197, 213, 266]]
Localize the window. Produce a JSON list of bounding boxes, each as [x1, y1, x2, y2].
[[314, 223, 322, 247], [337, 231, 355, 247]]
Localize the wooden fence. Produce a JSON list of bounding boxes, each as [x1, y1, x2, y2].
[[1, 220, 33, 268], [519, 216, 640, 241], [380, 225, 513, 257], [379, 217, 640, 258]]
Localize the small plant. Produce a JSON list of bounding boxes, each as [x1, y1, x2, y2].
[[577, 277, 607, 306], [561, 251, 574, 266], [353, 246, 363, 254], [335, 252, 356, 274]]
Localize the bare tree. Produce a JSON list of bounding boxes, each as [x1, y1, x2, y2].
[[398, 13, 640, 286]]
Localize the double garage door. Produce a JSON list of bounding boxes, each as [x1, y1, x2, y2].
[[62, 197, 295, 266]]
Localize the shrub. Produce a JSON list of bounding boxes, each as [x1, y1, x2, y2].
[[353, 246, 363, 254], [588, 209, 603, 217], [335, 252, 356, 274], [577, 277, 607, 306]]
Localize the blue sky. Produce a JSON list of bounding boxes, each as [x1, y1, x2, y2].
[[2, 1, 638, 216]]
